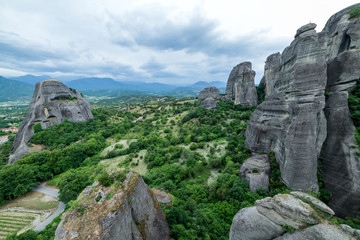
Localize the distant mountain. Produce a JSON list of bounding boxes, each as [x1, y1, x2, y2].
[[0, 76, 34, 101], [189, 81, 226, 90], [67, 78, 126, 91], [10, 74, 52, 85]]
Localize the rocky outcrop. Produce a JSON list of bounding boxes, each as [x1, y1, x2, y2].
[[245, 22, 327, 192], [200, 97, 218, 109], [55, 172, 170, 240], [198, 87, 220, 101], [317, 4, 360, 217], [239, 154, 270, 193], [229, 192, 358, 240], [225, 62, 258, 106], [245, 4, 360, 217], [8, 80, 93, 164], [262, 53, 281, 96]]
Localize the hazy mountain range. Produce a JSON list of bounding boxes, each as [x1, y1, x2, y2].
[[0, 75, 227, 101]]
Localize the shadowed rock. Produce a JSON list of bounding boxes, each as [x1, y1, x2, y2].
[[240, 155, 270, 193], [245, 22, 327, 192], [225, 62, 258, 106], [55, 172, 170, 240], [8, 80, 93, 163], [263, 52, 282, 96]]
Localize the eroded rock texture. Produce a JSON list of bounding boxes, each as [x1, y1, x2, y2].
[[239, 154, 270, 193], [229, 192, 358, 240], [318, 3, 360, 217], [245, 22, 327, 192], [225, 62, 258, 106], [55, 172, 170, 240], [198, 86, 220, 101], [245, 4, 360, 216], [9, 80, 93, 163]]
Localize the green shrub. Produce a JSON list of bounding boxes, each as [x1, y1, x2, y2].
[[98, 172, 114, 187], [348, 6, 360, 19], [32, 123, 42, 133]]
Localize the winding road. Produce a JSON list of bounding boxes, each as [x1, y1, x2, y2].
[[33, 185, 65, 231]]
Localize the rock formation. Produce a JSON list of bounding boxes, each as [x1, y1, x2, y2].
[[318, 4, 360, 217], [198, 87, 220, 109], [225, 62, 258, 106], [8, 80, 93, 164], [239, 155, 270, 193], [198, 86, 221, 101], [261, 52, 281, 96], [245, 22, 327, 192], [55, 172, 170, 240], [229, 192, 359, 240], [245, 4, 360, 216]]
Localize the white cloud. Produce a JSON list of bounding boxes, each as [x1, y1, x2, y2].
[[0, 0, 358, 84]]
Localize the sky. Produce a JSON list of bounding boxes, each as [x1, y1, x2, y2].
[[0, 0, 359, 85]]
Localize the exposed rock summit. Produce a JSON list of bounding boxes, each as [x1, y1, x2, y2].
[[55, 172, 170, 240], [8, 80, 93, 163], [225, 62, 258, 106]]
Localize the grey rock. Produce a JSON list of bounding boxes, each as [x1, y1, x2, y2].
[[290, 191, 335, 216], [9, 80, 93, 163], [230, 193, 357, 240], [245, 22, 327, 192], [55, 172, 169, 240], [198, 86, 220, 101], [275, 224, 357, 240], [263, 52, 281, 96], [229, 206, 283, 240], [318, 3, 360, 217], [200, 97, 217, 109], [240, 154, 270, 192], [294, 23, 317, 38], [225, 62, 258, 106]]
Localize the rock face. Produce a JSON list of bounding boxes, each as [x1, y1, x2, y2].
[[198, 87, 220, 101], [262, 52, 281, 96], [55, 172, 170, 240], [245, 4, 360, 216], [239, 155, 270, 193], [8, 80, 93, 164], [200, 97, 218, 109], [245, 22, 327, 192], [225, 62, 258, 106], [318, 4, 360, 217], [198, 87, 220, 109], [229, 192, 358, 240]]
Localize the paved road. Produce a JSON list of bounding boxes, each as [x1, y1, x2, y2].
[[33, 185, 66, 231]]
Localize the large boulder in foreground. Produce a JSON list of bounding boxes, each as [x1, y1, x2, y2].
[[240, 154, 270, 193], [229, 192, 359, 240], [225, 62, 258, 106], [55, 172, 170, 240], [8, 79, 93, 163]]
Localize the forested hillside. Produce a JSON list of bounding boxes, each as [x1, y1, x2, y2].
[[0, 99, 289, 239]]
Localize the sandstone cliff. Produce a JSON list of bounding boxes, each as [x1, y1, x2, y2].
[[245, 4, 360, 216], [229, 192, 359, 240], [55, 172, 170, 240], [8, 80, 93, 164], [226, 62, 258, 106]]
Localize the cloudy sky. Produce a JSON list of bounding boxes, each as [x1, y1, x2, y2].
[[0, 0, 359, 85]]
